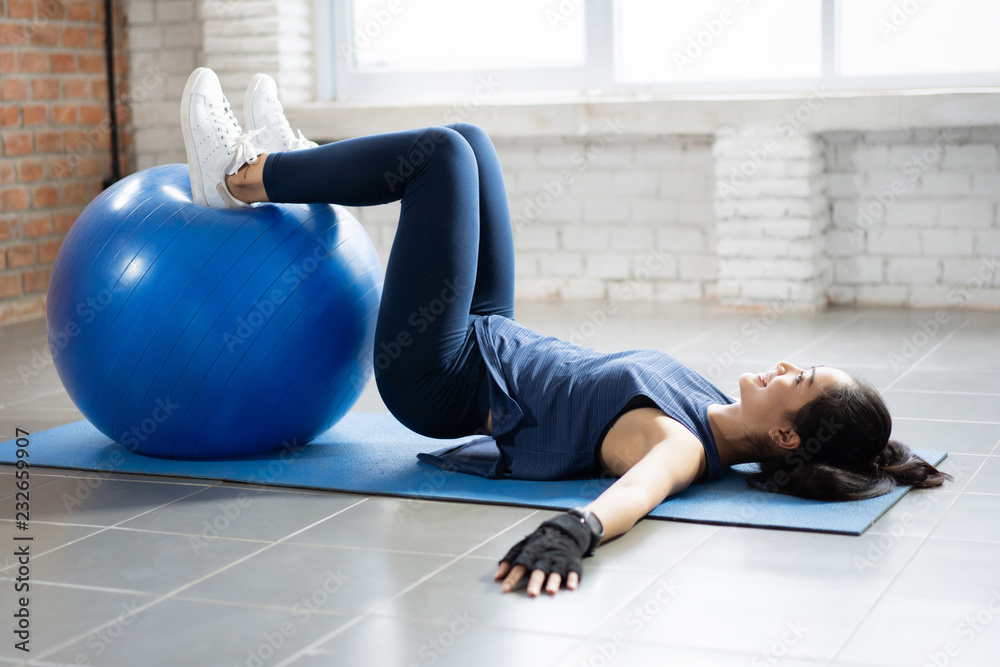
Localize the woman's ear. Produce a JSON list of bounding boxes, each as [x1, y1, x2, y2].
[[768, 426, 801, 451]]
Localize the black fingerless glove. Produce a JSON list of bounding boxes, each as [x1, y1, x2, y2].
[[500, 509, 604, 582]]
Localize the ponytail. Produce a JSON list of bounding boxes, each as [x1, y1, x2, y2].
[[877, 439, 952, 489]]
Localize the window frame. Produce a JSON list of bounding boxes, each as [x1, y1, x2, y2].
[[316, 0, 1000, 103]]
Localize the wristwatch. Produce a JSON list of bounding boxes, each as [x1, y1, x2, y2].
[[568, 507, 605, 556]]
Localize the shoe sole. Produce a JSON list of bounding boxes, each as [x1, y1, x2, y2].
[[180, 67, 213, 207]]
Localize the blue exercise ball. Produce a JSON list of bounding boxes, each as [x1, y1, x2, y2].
[[46, 163, 384, 459]]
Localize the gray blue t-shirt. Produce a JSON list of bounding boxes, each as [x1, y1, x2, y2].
[[417, 315, 734, 481]]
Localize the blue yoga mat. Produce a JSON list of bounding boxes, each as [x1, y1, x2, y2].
[[0, 413, 946, 535]]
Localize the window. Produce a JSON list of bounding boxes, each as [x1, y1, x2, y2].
[[838, 0, 1000, 78], [320, 0, 1000, 102], [618, 0, 823, 85]]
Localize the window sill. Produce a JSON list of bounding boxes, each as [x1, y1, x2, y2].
[[286, 88, 1000, 141]]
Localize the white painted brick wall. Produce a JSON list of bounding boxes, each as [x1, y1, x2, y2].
[[712, 125, 829, 310], [496, 134, 717, 302], [825, 128, 1000, 308], [126, 0, 200, 170]]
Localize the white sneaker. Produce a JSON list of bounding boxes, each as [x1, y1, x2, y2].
[[244, 73, 319, 153], [180, 67, 263, 208]]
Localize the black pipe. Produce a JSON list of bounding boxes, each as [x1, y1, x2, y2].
[[102, 0, 122, 188]]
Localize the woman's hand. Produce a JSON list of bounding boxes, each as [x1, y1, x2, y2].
[[492, 512, 598, 597], [494, 560, 580, 597]]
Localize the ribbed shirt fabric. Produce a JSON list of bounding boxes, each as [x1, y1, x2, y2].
[[417, 315, 735, 481]]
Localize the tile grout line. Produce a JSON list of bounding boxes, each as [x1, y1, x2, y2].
[[665, 321, 733, 355], [23, 497, 371, 662], [829, 313, 974, 662], [787, 312, 867, 360], [0, 516, 500, 561], [270, 509, 544, 667], [880, 320, 970, 393], [0, 387, 70, 411], [893, 417, 1000, 425], [544, 524, 723, 667], [890, 388, 1000, 397], [828, 453, 990, 663], [0, 481, 226, 575]]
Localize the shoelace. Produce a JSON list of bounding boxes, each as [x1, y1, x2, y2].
[[225, 127, 264, 175], [208, 100, 263, 174]]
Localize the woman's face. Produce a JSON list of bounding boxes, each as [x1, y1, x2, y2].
[[738, 361, 853, 445]]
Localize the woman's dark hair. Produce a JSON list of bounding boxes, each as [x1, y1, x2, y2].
[[747, 377, 952, 501]]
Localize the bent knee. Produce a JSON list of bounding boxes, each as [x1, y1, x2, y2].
[[446, 122, 489, 144], [412, 126, 476, 175]]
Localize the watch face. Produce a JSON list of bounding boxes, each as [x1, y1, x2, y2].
[[573, 508, 603, 536]]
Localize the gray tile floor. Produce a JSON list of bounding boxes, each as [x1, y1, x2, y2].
[[0, 301, 998, 667]]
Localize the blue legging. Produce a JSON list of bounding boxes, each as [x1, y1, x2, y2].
[[261, 122, 514, 439]]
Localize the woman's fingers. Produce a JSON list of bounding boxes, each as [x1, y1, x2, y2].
[[500, 564, 526, 592], [496, 563, 580, 596], [525, 569, 548, 597], [544, 572, 563, 595]]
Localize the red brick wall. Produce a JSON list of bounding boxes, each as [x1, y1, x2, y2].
[[0, 0, 131, 326]]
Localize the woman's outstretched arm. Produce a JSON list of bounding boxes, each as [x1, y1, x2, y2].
[[495, 416, 706, 597], [586, 424, 705, 542]]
